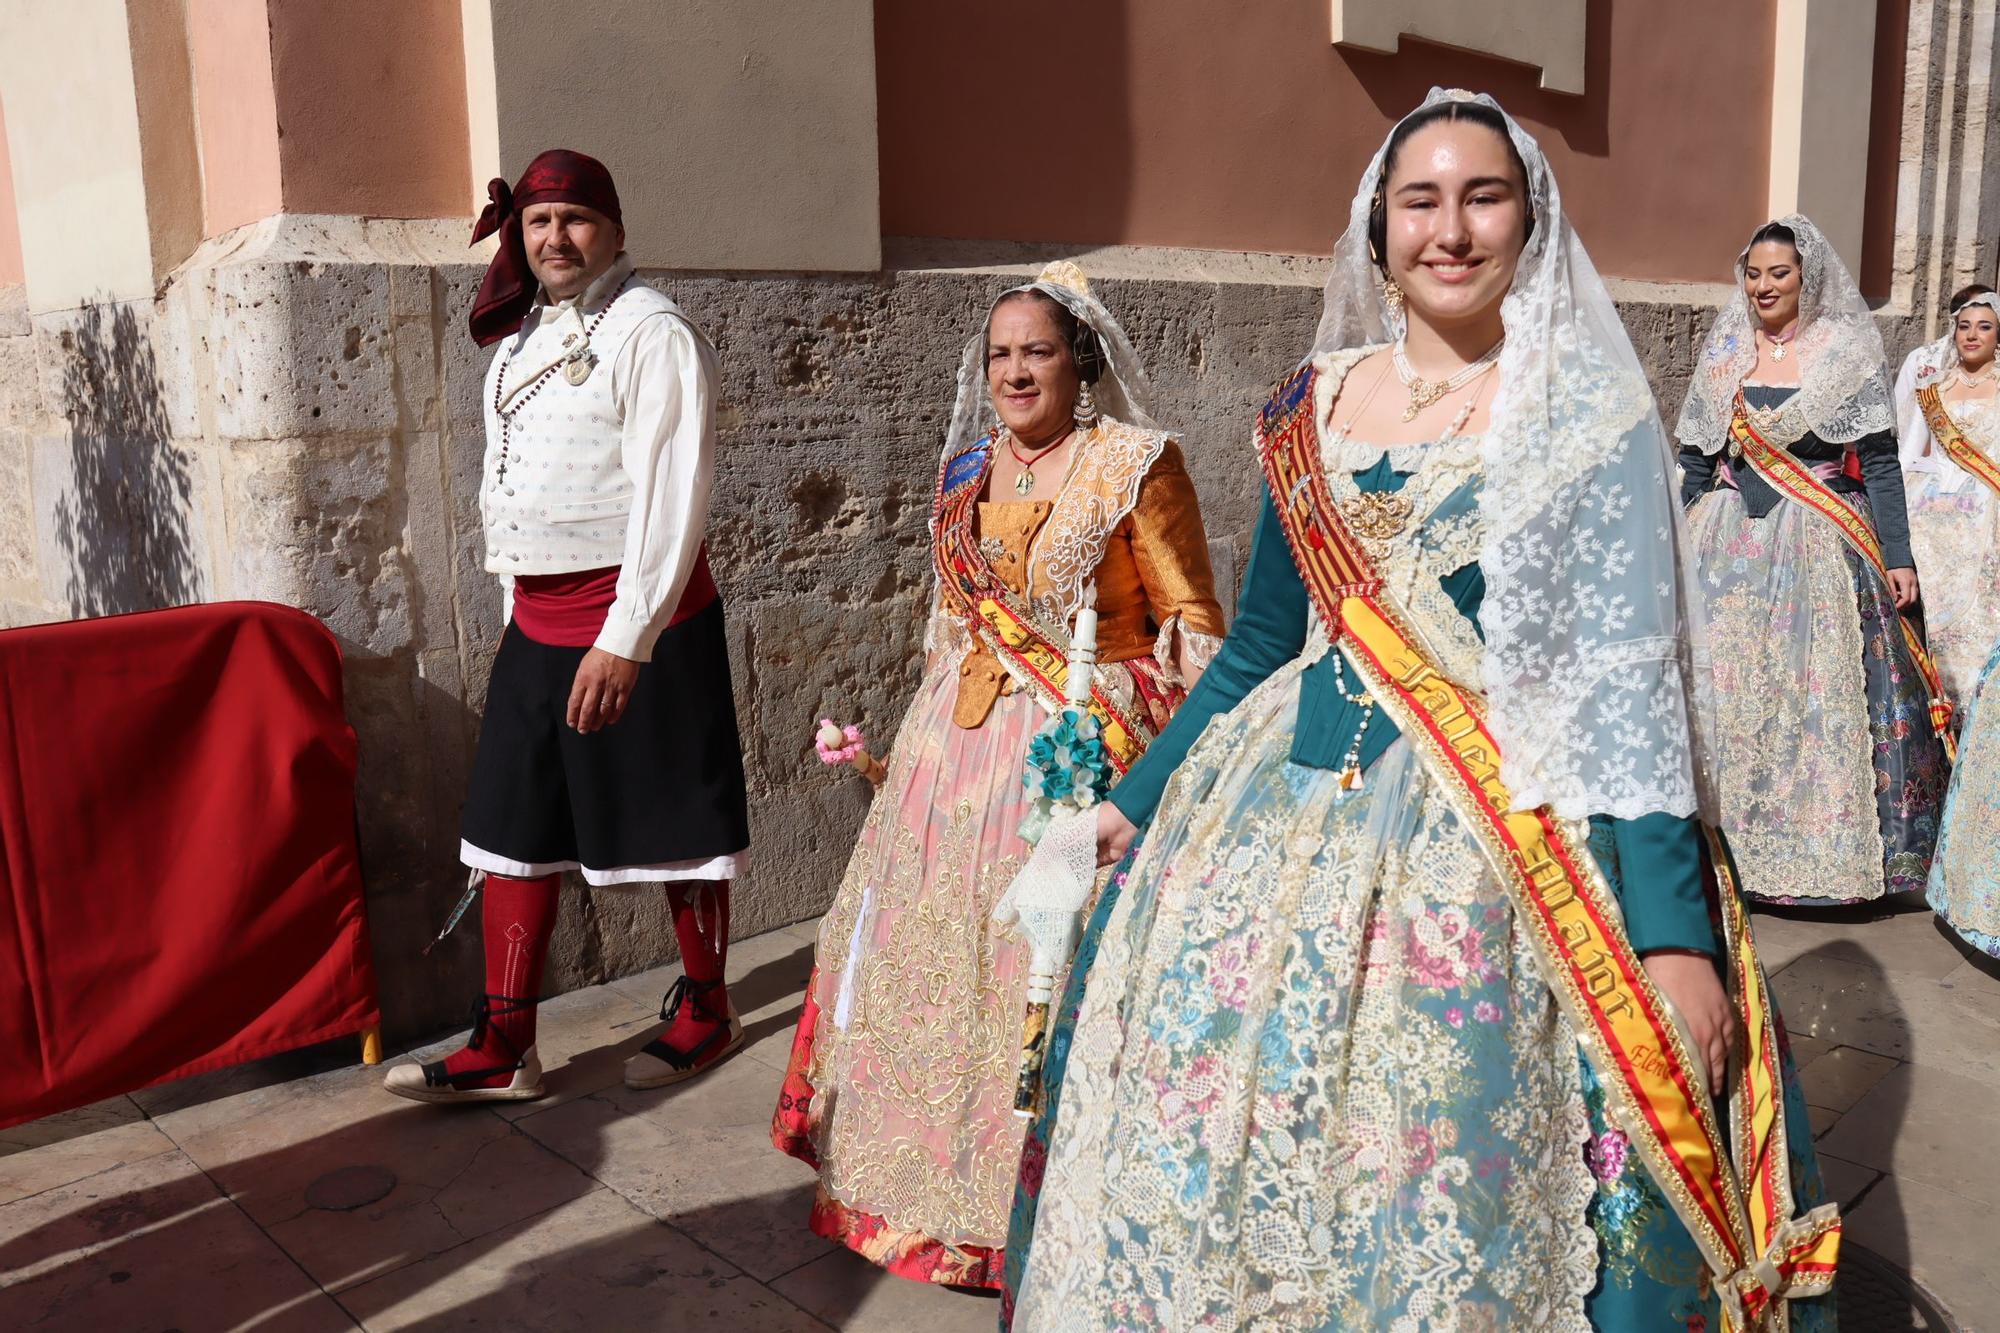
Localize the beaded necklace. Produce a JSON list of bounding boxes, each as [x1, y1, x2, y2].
[[1949, 360, 1997, 390], [1323, 359, 1494, 796], [1392, 335, 1504, 421], [491, 279, 632, 486]]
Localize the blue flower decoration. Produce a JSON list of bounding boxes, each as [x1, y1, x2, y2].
[[1019, 706, 1116, 843]]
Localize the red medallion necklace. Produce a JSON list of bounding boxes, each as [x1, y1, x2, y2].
[[1005, 429, 1072, 496]]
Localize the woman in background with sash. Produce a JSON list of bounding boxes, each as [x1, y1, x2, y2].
[[1010, 91, 1834, 1331], [1905, 288, 2000, 956], [1899, 286, 2000, 712], [1677, 217, 1948, 906], [770, 262, 1225, 1287]]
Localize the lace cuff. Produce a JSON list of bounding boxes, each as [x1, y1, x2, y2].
[[1151, 613, 1225, 688]]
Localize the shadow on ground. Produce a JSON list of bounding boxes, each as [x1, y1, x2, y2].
[[0, 935, 963, 1330]]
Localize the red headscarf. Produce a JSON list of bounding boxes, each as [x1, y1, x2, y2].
[[468, 149, 624, 347]]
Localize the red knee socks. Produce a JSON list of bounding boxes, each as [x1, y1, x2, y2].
[[659, 879, 732, 1052], [441, 871, 560, 1087]]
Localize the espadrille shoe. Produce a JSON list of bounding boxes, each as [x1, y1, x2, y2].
[[623, 976, 745, 1089], [382, 994, 548, 1104]]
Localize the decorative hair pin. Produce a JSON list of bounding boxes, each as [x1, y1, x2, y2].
[[1036, 260, 1092, 298]]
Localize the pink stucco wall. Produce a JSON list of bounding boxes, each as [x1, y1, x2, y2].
[[188, 0, 284, 236], [267, 0, 471, 221], [189, 0, 469, 238], [188, 0, 284, 237], [0, 100, 24, 287], [876, 0, 1786, 284]]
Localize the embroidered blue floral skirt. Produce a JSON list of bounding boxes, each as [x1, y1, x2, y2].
[[1929, 636, 2000, 958], [1002, 661, 1836, 1331]]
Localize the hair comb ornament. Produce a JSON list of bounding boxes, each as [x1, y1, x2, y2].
[[1037, 260, 1092, 298]]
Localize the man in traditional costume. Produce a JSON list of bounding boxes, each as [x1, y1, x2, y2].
[[384, 149, 750, 1104]]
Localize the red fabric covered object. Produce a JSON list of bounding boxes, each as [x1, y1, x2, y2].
[[0, 602, 378, 1129]]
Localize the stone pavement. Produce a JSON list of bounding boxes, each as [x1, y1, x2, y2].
[[1, 903, 1993, 1331]]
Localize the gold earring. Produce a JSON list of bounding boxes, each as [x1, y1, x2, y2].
[[1073, 380, 1100, 430], [1382, 278, 1405, 320]]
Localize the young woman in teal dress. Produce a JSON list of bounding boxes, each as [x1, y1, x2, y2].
[[1004, 91, 1836, 1331]]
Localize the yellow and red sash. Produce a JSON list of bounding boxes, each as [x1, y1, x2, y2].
[[1257, 365, 1837, 1329], [1728, 408, 1954, 748], [1917, 383, 2000, 499], [931, 437, 1147, 773]]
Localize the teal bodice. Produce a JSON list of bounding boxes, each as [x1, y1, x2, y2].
[[1111, 455, 1716, 957]]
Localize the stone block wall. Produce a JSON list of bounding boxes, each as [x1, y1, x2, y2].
[[0, 220, 1938, 1041]]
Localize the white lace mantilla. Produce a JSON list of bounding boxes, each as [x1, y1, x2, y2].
[[1309, 347, 1701, 821], [1677, 213, 1896, 453]]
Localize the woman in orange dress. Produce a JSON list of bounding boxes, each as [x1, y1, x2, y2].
[[770, 262, 1225, 1287]]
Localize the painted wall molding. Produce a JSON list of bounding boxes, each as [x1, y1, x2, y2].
[[1331, 0, 1587, 95], [1767, 0, 1878, 276]]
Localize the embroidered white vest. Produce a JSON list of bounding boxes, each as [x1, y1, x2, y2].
[[479, 280, 685, 574]]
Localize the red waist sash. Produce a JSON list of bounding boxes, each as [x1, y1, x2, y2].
[[512, 546, 717, 648]]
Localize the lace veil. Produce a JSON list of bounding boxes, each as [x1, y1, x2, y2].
[[1897, 290, 2000, 466], [937, 261, 1158, 476], [1314, 88, 1705, 820], [1676, 214, 1895, 452], [921, 262, 1170, 657]]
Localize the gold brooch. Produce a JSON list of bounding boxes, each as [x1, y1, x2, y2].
[[1339, 491, 1415, 542]]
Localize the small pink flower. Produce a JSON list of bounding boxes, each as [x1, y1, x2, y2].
[[1473, 1000, 1502, 1024], [1405, 1124, 1438, 1175], [1208, 939, 1255, 1010], [1586, 1128, 1630, 1182], [1018, 1134, 1047, 1193], [813, 717, 865, 765], [1360, 913, 1396, 987], [1184, 1053, 1224, 1117], [1405, 908, 1497, 992], [1445, 1007, 1465, 1028]]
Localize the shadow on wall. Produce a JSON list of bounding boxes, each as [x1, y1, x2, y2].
[[51, 301, 198, 618]]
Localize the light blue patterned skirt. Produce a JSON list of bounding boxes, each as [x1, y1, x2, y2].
[[1928, 636, 2000, 957], [1005, 658, 1835, 1331]]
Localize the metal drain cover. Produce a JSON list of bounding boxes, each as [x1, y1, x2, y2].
[[1838, 1241, 1962, 1331], [303, 1164, 396, 1212]]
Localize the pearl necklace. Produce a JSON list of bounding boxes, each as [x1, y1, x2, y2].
[[1328, 379, 1486, 453], [1330, 650, 1375, 796], [1392, 336, 1504, 422], [1319, 363, 1494, 797], [1950, 361, 1997, 390]]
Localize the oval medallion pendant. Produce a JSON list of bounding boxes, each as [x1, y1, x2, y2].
[[563, 355, 594, 386], [1014, 469, 1035, 496]]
